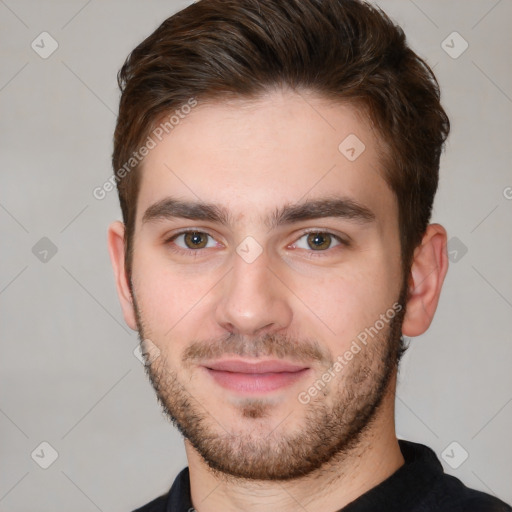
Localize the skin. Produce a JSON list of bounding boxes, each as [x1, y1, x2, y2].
[[108, 88, 448, 512]]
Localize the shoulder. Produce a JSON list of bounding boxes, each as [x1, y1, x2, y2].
[[130, 467, 190, 512], [418, 472, 512, 512], [131, 493, 168, 512]]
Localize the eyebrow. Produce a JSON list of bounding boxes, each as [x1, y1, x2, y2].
[[141, 196, 376, 229]]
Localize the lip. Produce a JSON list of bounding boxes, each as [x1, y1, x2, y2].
[[205, 359, 308, 374], [202, 358, 310, 394]]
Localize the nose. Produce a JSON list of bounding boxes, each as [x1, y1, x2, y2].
[[214, 250, 293, 337]]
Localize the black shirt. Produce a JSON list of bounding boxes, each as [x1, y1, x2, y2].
[[132, 440, 511, 511]]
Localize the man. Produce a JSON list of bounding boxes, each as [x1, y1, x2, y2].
[[107, 0, 511, 510]]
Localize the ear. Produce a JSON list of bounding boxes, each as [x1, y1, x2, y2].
[[107, 221, 138, 331], [402, 223, 449, 337]]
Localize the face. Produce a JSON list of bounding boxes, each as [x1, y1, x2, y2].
[[125, 89, 406, 480]]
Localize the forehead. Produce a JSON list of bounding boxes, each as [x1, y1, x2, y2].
[[136, 89, 396, 228]]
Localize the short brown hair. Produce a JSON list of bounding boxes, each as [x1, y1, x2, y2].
[[113, 0, 450, 284]]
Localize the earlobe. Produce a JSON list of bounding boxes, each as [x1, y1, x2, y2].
[[402, 224, 449, 338], [107, 221, 138, 331]]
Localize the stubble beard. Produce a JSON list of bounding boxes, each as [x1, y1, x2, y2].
[[133, 291, 406, 481]]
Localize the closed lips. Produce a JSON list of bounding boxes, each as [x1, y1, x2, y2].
[[204, 359, 309, 374]]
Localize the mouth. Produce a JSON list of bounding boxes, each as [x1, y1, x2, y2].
[[202, 358, 311, 394]]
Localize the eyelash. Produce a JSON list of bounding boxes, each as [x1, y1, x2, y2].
[[164, 229, 218, 258], [291, 230, 349, 258], [164, 229, 349, 258]]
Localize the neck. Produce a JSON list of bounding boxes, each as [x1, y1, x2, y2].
[[186, 380, 404, 512]]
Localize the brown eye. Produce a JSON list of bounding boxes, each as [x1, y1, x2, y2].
[[182, 231, 209, 249], [306, 232, 333, 250]]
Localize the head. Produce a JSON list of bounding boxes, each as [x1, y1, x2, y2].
[[108, 0, 449, 480]]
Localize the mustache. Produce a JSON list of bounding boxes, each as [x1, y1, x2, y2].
[[182, 332, 332, 367]]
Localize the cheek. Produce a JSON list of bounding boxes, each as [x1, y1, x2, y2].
[[287, 256, 401, 347], [292, 276, 372, 345], [131, 249, 221, 342]]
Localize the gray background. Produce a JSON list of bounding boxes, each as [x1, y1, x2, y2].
[[1, 1, 511, 510]]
